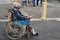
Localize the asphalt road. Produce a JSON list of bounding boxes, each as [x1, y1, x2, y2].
[[0, 2, 60, 40], [0, 21, 60, 40]]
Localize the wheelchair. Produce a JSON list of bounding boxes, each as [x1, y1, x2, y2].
[[6, 20, 32, 40]]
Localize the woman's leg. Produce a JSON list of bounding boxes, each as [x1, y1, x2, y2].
[[32, 0, 35, 7], [26, 25, 31, 32], [26, 25, 38, 36]]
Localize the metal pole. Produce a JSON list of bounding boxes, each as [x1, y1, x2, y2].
[[41, 0, 47, 20]]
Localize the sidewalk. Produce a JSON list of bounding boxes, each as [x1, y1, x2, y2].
[[0, 2, 60, 19]]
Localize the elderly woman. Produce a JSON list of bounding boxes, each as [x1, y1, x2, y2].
[[8, 3, 38, 36]]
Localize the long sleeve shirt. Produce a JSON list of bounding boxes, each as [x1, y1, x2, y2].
[[8, 8, 28, 21]]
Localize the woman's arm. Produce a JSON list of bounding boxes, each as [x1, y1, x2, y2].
[[8, 12, 12, 21]]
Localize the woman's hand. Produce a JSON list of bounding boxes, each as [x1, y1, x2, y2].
[[8, 19, 11, 21], [27, 15, 35, 19]]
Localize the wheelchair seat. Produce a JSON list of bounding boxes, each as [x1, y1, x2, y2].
[[13, 20, 30, 27]]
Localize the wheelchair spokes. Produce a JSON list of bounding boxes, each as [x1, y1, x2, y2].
[[6, 22, 22, 40], [6, 22, 33, 40]]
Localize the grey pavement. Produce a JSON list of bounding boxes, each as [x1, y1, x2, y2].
[[0, 21, 60, 40], [0, 0, 13, 4], [22, 2, 60, 18], [0, 2, 60, 19]]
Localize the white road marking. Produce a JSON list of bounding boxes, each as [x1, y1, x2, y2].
[[31, 18, 60, 21], [0, 18, 60, 22], [30, 18, 41, 21], [0, 19, 9, 22], [46, 18, 60, 21]]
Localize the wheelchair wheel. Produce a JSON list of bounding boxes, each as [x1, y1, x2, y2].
[[6, 22, 22, 40], [25, 27, 32, 40], [25, 32, 32, 40]]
